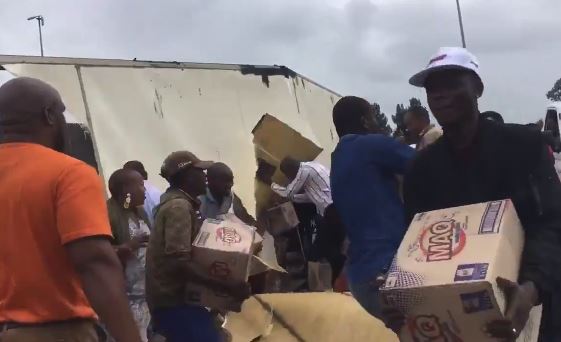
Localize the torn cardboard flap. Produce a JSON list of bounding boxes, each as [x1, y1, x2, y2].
[[225, 296, 275, 342], [225, 293, 398, 342]]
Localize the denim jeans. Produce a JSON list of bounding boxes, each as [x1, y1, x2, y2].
[[152, 305, 221, 342], [349, 277, 383, 320]]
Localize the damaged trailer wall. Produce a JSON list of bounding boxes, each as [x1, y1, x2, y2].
[[1, 57, 340, 214]]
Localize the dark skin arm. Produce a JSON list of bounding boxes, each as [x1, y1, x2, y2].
[[488, 145, 561, 339], [66, 237, 141, 342]]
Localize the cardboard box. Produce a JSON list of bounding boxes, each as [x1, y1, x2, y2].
[[264, 202, 300, 236], [381, 200, 542, 342], [185, 218, 255, 312]]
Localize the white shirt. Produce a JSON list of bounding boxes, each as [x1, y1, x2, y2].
[[271, 161, 332, 216], [143, 180, 162, 226]]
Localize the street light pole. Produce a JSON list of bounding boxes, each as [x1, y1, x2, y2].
[[27, 15, 45, 57], [455, 0, 467, 48]]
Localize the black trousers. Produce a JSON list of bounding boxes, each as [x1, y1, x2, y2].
[[309, 204, 346, 283]]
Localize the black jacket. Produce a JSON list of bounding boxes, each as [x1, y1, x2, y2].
[[404, 119, 561, 340]]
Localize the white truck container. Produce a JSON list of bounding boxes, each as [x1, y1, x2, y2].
[[0, 55, 341, 215]]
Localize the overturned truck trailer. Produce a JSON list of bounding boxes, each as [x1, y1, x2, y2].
[[0, 55, 341, 214]]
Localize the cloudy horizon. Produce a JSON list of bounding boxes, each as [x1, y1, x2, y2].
[[2, 0, 560, 125]]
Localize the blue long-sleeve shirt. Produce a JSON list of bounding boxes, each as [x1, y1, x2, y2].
[[331, 134, 415, 284]]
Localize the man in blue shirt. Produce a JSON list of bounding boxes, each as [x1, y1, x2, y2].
[[330, 96, 415, 319]]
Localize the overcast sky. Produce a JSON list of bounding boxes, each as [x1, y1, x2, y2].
[[1, 0, 560, 124]]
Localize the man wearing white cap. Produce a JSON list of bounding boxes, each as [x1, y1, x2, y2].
[[402, 47, 561, 341]]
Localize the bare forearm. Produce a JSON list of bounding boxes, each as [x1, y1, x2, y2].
[[78, 260, 141, 342]]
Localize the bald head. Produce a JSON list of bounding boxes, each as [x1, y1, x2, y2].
[[207, 162, 234, 200], [0, 77, 66, 151], [280, 157, 301, 180], [208, 162, 233, 179]]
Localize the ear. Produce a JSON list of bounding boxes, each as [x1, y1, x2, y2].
[[44, 108, 56, 126], [475, 79, 484, 98]]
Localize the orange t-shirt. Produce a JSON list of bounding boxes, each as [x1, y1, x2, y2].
[[0, 143, 112, 323]]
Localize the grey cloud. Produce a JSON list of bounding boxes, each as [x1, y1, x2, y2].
[[1, 0, 560, 124]]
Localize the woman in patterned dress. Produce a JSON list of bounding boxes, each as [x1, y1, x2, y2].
[[107, 168, 152, 342]]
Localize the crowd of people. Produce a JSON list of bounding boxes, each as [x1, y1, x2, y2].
[[1, 46, 560, 342]]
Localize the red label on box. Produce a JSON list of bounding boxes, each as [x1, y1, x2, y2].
[[216, 227, 242, 245], [419, 220, 466, 262]]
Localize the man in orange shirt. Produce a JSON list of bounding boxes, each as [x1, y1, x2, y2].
[[0, 77, 141, 342]]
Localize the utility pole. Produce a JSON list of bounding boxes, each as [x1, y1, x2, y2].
[[455, 0, 467, 48], [27, 15, 45, 57]]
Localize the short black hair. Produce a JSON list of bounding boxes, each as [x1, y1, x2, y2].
[[332, 96, 372, 137], [207, 162, 233, 180], [406, 105, 430, 123], [481, 111, 504, 124], [108, 168, 137, 198], [169, 168, 189, 188], [123, 160, 148, 180]]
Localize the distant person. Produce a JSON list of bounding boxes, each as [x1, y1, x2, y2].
[[0, 77, 141, 341], [330, 96, 415, 319], [268, 157, 332, 217], [258, 157, 345, 281], [404, 47, 561, 340], [481, 110, 505, 124], [146, 151, 250, 342], [124, 160, 162, 227], [107, 169, 151, 341], [199, 162, 258, 228], [403, 105, 442, 150], [200, 162, 273, 294]]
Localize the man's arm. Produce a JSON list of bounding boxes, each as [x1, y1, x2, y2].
[[518, 145, 561, 299], [367, 135, 416, 174], [291, 192, 312, 203], [163, 201, 250, 298], [488, 144, 561, 339], [271, 166, 309, 200], [56, 163, 141, 342], [66, 238, 141, 342]]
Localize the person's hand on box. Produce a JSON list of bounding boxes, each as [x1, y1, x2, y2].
[[486, 277, 539, 341]]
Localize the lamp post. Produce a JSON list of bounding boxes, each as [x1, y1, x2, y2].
[[455, 0, 467, 48], [27, 15, 45, 57]]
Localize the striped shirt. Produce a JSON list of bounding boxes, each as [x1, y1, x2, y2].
[[271, 161, 332, 216]]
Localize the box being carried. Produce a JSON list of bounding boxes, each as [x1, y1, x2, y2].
[[185, 218, 255, 312], [381, 200, 542, 342], [264, 201, 300, 236]]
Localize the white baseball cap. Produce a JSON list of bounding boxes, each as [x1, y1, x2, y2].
[[409, 47, 482, 87]]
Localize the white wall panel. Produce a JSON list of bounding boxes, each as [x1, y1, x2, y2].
[[2, 59, 340, 214]]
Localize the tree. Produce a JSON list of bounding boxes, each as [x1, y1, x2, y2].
[[392, 104, 407, 137], [409, 98, 422, 107], [371, 102, 392, 135], [546, 78, 561, 102]]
